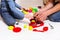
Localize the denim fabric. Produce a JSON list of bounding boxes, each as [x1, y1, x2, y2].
[[1, 12, 16, 26], [1, 0, 16, 26], [7, 0, 24, 19], [48, 11, 60, 22], [1, 0, 24, 25], [0, 9, 1, 15], [14, 2, 21, 9]]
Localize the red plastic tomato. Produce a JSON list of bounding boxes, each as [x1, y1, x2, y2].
[[43, 27, 48, 31], [13, 27, 22, 33]]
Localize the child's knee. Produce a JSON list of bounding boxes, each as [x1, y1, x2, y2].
[[6, 21, 16, 26], [17, 13, 24, 20], [20, 14, 24, 19]]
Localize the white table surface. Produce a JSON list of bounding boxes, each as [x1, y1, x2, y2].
[[0, 19, 60, 40]]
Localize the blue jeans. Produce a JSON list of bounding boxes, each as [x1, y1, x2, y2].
[[1, 0, 24, 26], [1, 12, 16, 26], [48, 11, 60, 22], [7, 0, 24, 19]]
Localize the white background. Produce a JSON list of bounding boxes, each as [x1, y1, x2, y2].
[[15, 0, 44, 8]]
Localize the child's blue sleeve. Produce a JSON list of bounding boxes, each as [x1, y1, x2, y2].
[[0, 2, 1, 15], [14, 2, 21, 9], [0, 9, 1, 15]]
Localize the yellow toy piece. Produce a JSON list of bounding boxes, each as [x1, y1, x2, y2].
[[31, 20, 35, 22], [22, 10, 29, 14], [8, 26, 14, 30], [28, 26, 33, 30], [24, 24, 28, 28]]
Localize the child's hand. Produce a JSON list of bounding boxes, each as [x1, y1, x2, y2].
[[25, 13, 33, 19], [20, 7, 26, 10], [20, 7, 24, 10]]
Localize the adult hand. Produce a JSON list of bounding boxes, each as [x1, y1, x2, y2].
[[35, 11, 49, 21], [34, 9, 45, 17]]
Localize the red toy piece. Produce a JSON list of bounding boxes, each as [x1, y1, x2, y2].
[[36, 20, 44, 26], [30, 18, 48, 32], [43, 27, 48, 31], [30, 18, 44, 28], [40, 22, 44, 26], [30, 18, 44, 26], [29, 22, 38, 28], [33, 27, 48, 32], [13, 27, 22, 33], [33, 29, 44, 32], [28, 10, 32, 13]]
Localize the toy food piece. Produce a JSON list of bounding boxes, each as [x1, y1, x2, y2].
[[31, 20, 35, 22], [24, 24, 28, 28], [29, 22, 38, 28], [33, 7, 38, 12], [28, 26, 33, 30], [43, 27, 48, 31], [13, 27, 22, 33], [36, 20, 44, 26], [22, 11, 29, 14], [33, 18, 44, 26], [30, 18, 43, 24], [30, 18, 36, 22], [33, 29, 44, 32], [32, 10, 36, 13], [30, 18, 43, 28], [33, 27, 48, 32], [8, 26, 14, 30], [28, 10, 32, 12], [29, 21, 41, 28]]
